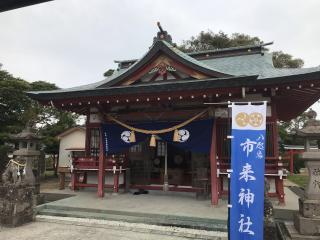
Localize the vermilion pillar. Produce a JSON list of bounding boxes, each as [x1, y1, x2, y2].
[[271, 103, 285, 204], [289, 150, 294, 173], [97, 128, 105, 198], [210, 119, 219, 206], [113, 169, 119, 193]]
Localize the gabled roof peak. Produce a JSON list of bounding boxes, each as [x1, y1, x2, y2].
[[115, 42, 274, 68]]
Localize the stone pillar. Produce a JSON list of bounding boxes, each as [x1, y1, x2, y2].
[[263, 178, 277, 240], [294, 152, 320, 236], [0, 185, 35, 227]]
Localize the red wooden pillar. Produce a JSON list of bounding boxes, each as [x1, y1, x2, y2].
[[71, 172, 77, 191], [97, 128, 105, 198], [271, 103, 285, 204], [210, 119, 219, 206], [113, 168, 119, 193], [85, 111, 91, 157], [271, 103, 279, 159], [289, 150, 294, 173], [275, 176, 285, 204]]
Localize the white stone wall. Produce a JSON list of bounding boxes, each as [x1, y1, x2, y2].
[[58, 130, 85, 167]]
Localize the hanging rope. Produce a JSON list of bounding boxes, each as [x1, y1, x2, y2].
[[6, 159, 25, 168], [104, 108, 209, 135]]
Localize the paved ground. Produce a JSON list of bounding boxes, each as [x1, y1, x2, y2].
[[0, 221, 187, 240], [0, 217, 227, 240], [43, 188, 229, 220], [40, 184, 298, 221]]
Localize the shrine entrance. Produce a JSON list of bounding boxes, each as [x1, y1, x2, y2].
[[128, 139, 209, 192]]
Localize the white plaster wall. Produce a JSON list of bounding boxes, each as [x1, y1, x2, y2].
[[58, 130, 85, 167], [86, 172, 125, 185]]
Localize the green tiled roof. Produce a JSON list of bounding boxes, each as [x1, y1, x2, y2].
[[161, 40, 229, 75], [28, 40, 320, 96], [201, 53, 320, 79]]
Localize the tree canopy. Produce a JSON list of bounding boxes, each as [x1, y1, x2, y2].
[[0, 68, 78, 170], [103, 69, 115, 77]]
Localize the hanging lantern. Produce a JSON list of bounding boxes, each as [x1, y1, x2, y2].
[[173, 129, 180, 142], [150, 135, 156, 147], [129, 130, 136, 143]]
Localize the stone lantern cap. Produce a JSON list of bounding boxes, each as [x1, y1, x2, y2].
[[10, 125, 42, 157], [10, 126, 41, 141], [296, 109, 320, 139]]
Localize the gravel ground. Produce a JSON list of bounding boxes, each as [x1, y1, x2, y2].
[[0, 216, 227, 240]]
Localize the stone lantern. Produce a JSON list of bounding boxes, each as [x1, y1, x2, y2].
[[11, 125, 42, 179], [293, 109, 320, 236], [0, 126, 42, 227]]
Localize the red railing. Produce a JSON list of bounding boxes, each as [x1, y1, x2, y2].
[[73, 157, 99, 169]]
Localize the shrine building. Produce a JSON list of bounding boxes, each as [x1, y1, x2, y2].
[[28, 24, 320, 206]]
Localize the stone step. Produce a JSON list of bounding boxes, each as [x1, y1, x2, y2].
[[36, 215, 228, 240], [36, 204, 228, 232], [284, 222, 320, 240]]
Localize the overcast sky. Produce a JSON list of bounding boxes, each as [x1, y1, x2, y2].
[[0, 0, 320, 90]]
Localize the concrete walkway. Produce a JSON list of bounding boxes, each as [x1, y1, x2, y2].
[[0, 219, 226, 240], [41, 185, 299, 220], [43, 189, 229, 220]]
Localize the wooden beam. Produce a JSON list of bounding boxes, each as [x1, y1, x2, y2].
[[149, 72, 160, 82], [170, 71, 182, 80], [163, 72, 167, 81]]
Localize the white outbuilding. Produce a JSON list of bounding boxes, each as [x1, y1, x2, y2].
[[57, 127, 86, 169]]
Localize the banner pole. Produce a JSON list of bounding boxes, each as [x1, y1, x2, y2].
[[227, 170, 232, 240], [227, 102, 232, 240], [163, 141, 169, 192]]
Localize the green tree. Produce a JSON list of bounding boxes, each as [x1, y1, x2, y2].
[[39, 111, 78, 175], [272, 51, 304, 68], [179, 30, 304, 68], [0, 68, 79, 175], [103, 69, 115, 77], [30, 81, 58, 91], [278, 112, 309, 146], [0, 70, 32, 143]]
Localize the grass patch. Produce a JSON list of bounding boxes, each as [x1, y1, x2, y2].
[[287, 174, 308, 188]]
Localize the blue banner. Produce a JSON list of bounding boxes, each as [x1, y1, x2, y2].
[[230, 103, 266, 240], [102, 119, 213, 154]]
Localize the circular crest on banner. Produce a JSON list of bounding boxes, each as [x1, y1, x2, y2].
[[235, 112, 263, 128], [235, 112, 249, 127], [177, 129, 190, 142], [249, 112, 263, 127], [121, 131, 131, 143]]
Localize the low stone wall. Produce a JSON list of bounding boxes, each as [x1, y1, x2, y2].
[[0, 184, 35, 227]]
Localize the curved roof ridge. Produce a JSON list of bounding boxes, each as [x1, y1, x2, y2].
[[187, 42, 273, 56], [95, 40, 233, 88], [259, 65, 320, 79], [161, 40, 232, 75], [114, 42, 274, 63]]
